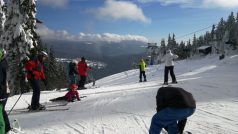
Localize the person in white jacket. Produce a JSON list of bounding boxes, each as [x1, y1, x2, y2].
[[163, 50, 178, 85]]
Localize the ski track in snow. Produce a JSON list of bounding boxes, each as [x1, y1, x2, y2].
[[6, 54, 238, 134]]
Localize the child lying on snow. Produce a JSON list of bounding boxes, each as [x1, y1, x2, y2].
[[50, 84, 80, 102]]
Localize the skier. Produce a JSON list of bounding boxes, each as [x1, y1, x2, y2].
[[162, 50, 178, 85], [50, 84, 80, 102], [149, 86, 196, 134], [68, 60, 78, 86], [0, 48, 11, 133], [25, 51, 48, 110], [77, 57, 90, 89], [139, 58, 147, 82]]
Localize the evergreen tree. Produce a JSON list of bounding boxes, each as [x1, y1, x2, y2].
[[171, 33, 178, 52], [42, 46, 68, 90], [197, 35, 204, 47], [177, 41, 186, 59], [0, 0, 5, 35], [0, 0, 38, 94], [186, 39, 192, 58], [211, 24, 216, 40], [160, 38, 166, 55], [167, 34, 172, 50], [192, 34, 197, 54], [216, 17, 226, 41], [226, 12, 237, 49]]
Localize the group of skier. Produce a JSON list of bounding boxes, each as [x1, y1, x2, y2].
[[139, 49, 178, 85], [0, 47, 91, 133], [0, 47, 196, 134], [25, 53, 91, 111], [140, 49, 196, 134]]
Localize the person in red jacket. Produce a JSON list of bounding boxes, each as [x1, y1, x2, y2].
[[50, 84, 80, 102], [77, 57, 90, 89], [25, 51, 48, 110]]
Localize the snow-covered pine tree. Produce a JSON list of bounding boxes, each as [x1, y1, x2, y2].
[[167, 34, 172, 50], [191, 34, 197, 55], [160, 38, 166, 55], [226, 12, 237, 49], [216, 17, 226, 42], [0, 0, 5, 35], [0, 0, 38, 94]]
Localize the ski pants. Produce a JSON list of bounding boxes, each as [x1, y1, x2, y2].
[[139, 71, 146, 81], [69, 74, 77, 86], [149, 107, 195, 134], [2, 95, 11, 132], [78, 75, 86, 88], [0, 104, 5, 134], [0, 86, 11, 132], [30, 79, 41, 109], [164, 66, 177, 83]]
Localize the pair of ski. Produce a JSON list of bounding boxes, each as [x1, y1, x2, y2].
[[9, 103, 69, 115], [10, 95, 88, 115]]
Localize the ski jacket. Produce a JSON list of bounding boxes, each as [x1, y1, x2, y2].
[[163, 50, 178, 66], [139, 59, 146, 71], [65, 88, 80, 102], [68, 62, 78, 75], [78, 61, 90, 76], [156, 87, 196, 112], [0, 58, 8, 101], [25, 59, 46, 80], [0, 58, 7, 87]]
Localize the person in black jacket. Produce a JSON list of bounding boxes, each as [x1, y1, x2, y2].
[[149, 86, 196, 134], [0, 48, 11, 133], [68, 60, 78, 86]]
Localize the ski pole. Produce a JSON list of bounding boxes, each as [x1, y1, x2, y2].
[[8, 93, 23, 115]]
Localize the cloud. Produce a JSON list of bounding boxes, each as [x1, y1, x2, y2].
[[95, 0, 151, 23], [202, 0, 238, 8], [137, 0, 193, 5], [36, 24, 149, 43], [137, 0, 238, 8], [38, 0, 69, 8]]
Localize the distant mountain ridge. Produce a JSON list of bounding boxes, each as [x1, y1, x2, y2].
[[43, 39, 147, 59], [42, 39, 147, 79]]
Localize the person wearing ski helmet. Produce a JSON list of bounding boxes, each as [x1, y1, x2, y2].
[[0, 48, 11, 133], [25, 51, 48, 110], [50, 84, 80, 102]]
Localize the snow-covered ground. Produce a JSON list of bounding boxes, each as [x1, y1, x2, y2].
[[6, 54, 238, 134]]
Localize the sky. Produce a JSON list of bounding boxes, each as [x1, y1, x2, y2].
[[36, 0, 238, 44]]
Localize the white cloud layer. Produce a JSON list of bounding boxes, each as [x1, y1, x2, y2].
[[96, 0, 151, 23], [138, 0, 192, 5], [202, 0, 238, 8], [138, 0, 238, 8], [38, 0, 68, 8], [36, 24, 149, 43]]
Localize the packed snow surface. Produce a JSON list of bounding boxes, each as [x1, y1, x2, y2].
[[6, 54, 238, 134]]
